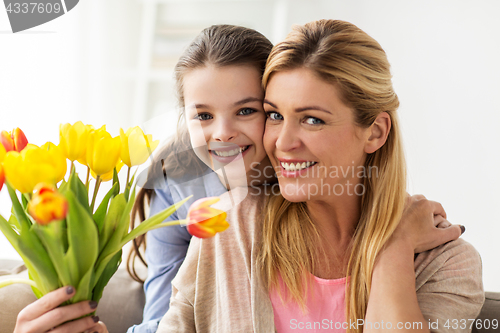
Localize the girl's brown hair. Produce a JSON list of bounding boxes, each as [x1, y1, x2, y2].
[[258, 20, 406, 333], [127, 24, 273, 282]]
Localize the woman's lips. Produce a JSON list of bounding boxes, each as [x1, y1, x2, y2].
[[277, 159, 318, 178]]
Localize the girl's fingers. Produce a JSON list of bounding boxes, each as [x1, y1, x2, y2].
[[84, 321, 109, 333], [33, 300, 98, 333], [47, 314, 99, 333], [18, 286, 75, 321]]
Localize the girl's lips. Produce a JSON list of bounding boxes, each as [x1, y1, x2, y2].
[[209, 145, 251, 163]]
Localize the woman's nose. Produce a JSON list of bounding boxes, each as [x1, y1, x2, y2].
[[275, 121, 301, 152], [213, 119, 238, 142]]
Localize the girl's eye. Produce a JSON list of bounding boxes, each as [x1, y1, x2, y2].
[[238, 108, 257, 116], [266, 111, 283, 121], [304, 116, 324, 125], [194, 113, 213, 121]]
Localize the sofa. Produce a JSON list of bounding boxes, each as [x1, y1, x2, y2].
[[1, 259, 499, 333]]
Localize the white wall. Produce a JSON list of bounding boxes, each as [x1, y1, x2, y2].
[[0, 0, 499, 292]]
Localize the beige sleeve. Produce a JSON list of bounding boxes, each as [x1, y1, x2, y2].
[[157, 238, 201, 333], [416, 240, 485, 333], [157, 283, 196, 333]]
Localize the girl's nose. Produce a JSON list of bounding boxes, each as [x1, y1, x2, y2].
[[213, 120, 238, 142]]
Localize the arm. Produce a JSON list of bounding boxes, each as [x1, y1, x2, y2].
[[364, 195, 465, 332], [127, 186, 192, 333]]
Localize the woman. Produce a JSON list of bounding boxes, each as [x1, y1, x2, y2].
[[158, 20, 484, 332]]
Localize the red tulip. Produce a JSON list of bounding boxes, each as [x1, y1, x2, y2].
[[1, 128, 28, 152], [186, 197, 229, 238]]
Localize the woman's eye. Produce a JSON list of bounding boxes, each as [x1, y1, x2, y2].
[[238, 108, 257, 116], [194, 113, 213, 121], [304, 116, 324, 125], [266, 111, 283, 121]]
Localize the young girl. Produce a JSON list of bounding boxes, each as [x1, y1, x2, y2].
[[126, 24, 275, 333], [156, 20, 484, 332], [11, 24, 275, 333]]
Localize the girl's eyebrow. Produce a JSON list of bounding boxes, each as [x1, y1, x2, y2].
[[233, 97, 262, 106], [188, 97, 261, 110], [264, 99, 331, 114]]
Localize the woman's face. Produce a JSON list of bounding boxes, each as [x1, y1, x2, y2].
[[263, 67, 371, 203], [184, 64, 270, 185]]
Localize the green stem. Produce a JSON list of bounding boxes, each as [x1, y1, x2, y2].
[[90, 176, 101, 213], [85, 167, 90, 189], [70, 161, 75, 174], [126, 166, 130, 186], [0, 278, 39, 291]]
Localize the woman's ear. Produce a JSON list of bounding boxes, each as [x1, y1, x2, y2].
[[364, 112, 391, 154]]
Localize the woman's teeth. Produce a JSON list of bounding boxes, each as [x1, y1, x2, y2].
[[281, 161, 317, 172], [212, 145, 249, 157]]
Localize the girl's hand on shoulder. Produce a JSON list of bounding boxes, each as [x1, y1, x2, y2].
[[390, 194, 464, 254], [14, 285, 109, 333]]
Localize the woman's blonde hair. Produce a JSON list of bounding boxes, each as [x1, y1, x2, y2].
[[258, 20, 406, 333], [127, 24, 273, 282]]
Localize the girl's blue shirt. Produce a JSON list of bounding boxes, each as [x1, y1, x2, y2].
[[127, 168, 227, 333]]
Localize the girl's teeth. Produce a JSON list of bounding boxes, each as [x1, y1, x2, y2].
[[281, 161, 316, 172], [213, 146, 248, 157]]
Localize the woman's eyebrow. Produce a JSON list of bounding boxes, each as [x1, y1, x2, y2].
[[264, 99, 331, 114], [233, 97, 262, 106]]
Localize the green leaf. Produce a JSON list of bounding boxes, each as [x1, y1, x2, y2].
[[92, 250, 121, 303], [33, 221, 72, 287], [98, 194, 126, 253], [18, 225, 60, 295], [121, 195, 191, 247], [63, 190, 99, 302], [93, 182, 119, 234], [66, 168, 91, 216], [21, 193, 28, 210], [94, 189, 135, 283], [6, 183, 31, 231]]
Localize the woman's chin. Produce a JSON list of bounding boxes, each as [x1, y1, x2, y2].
[[279, 183, 310, 202]]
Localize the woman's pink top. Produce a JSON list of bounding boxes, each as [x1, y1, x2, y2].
[[270, 274, 350, 332]]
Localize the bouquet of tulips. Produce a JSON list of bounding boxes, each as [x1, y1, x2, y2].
[[0, 123, 229, 307]]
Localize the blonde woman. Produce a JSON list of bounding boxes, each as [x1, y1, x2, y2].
[[158, 20, 484, 332]]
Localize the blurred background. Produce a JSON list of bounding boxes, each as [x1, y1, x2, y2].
[[0, 0, 499, 292]]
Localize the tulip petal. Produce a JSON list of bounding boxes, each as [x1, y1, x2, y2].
[[13, 128, 28, 152], [1, 131, 14, 152]]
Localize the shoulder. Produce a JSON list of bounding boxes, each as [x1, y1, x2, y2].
[[414, 237, 483, 284], [415, 238, 485, 323]]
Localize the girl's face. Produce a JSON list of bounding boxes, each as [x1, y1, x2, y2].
[[263, 67, 371, 203], [184, 65, 270, 186]]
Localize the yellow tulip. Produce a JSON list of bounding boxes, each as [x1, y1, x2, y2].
[[119, 127, 159, 168], [75, 124, 95, 167], [186, 197, 229, 238], [3, 144, 67, 193], [91, 160, 124, 182], [59, 121, 90, 162], [86, 126, 121, 177], [28, 183, 68, 225]]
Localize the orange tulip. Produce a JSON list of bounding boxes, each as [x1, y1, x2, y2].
[[28, 183, 68, 225], [186, 197, 229, 238], [1, 128, 28, 152]]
